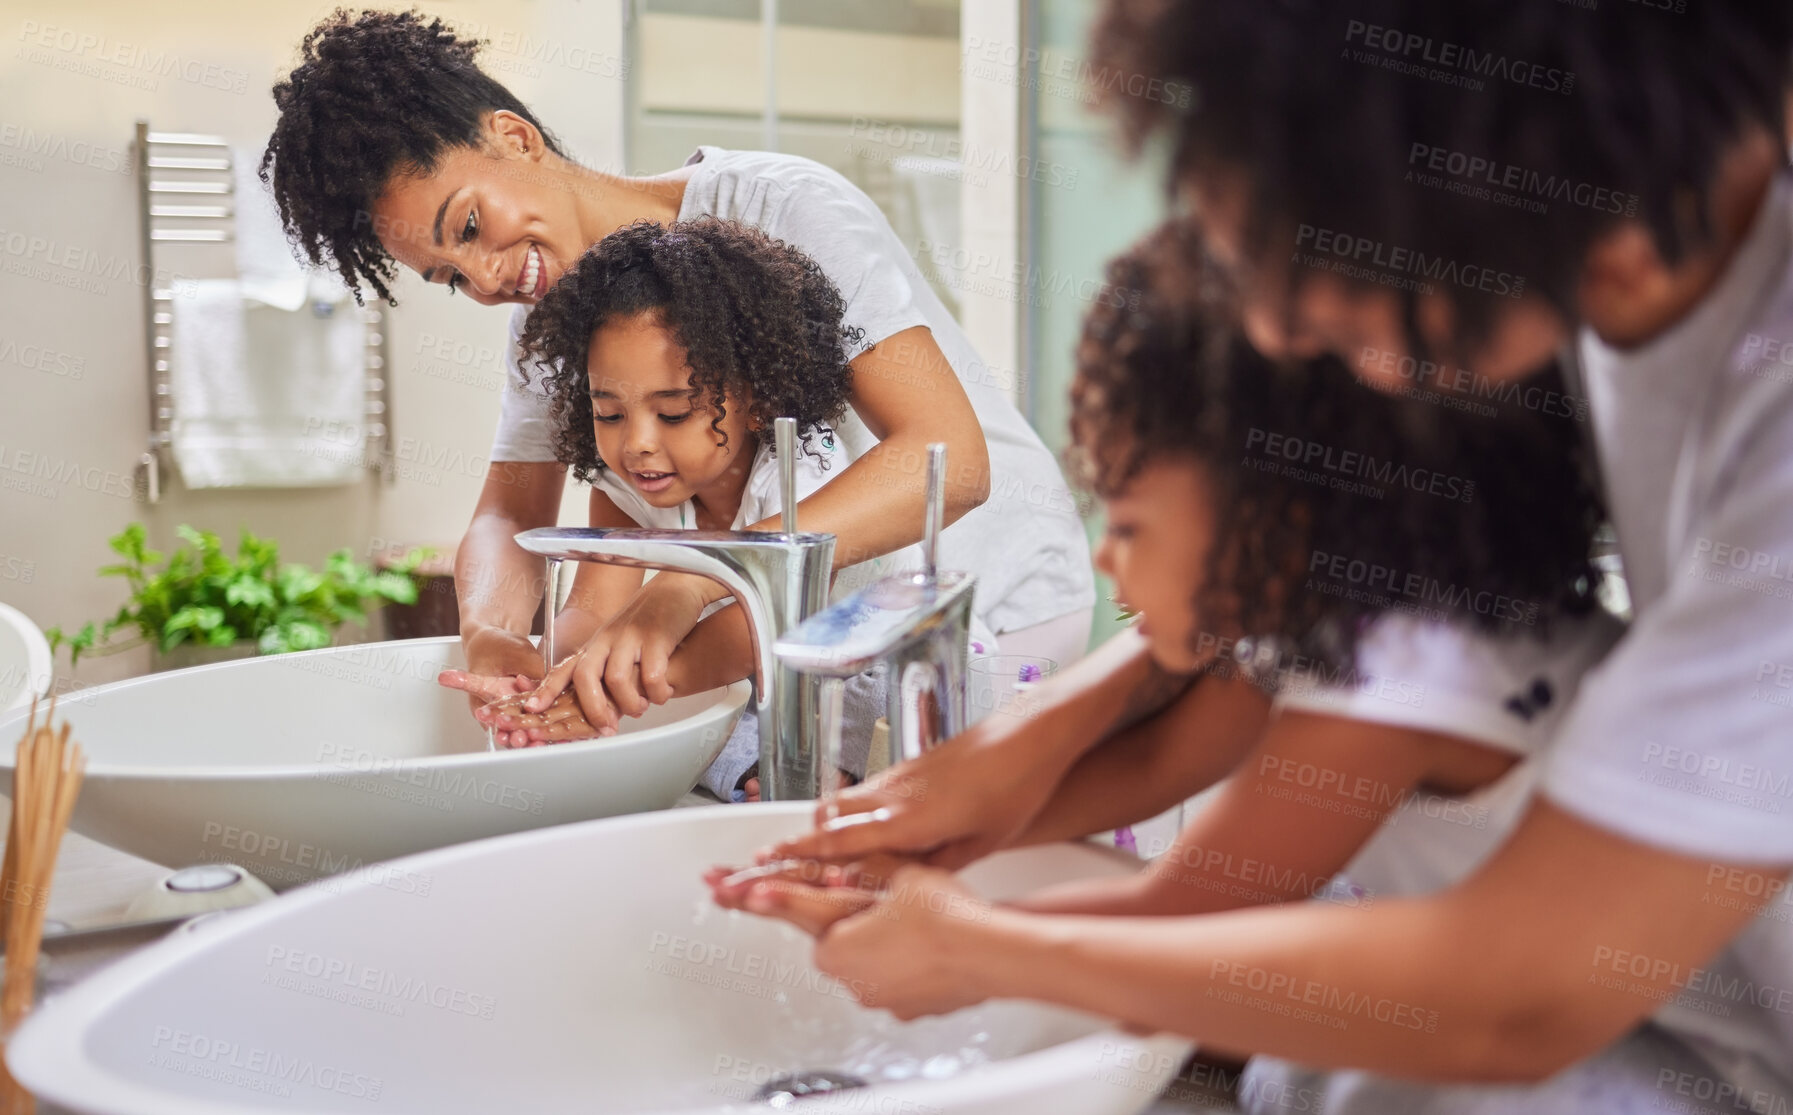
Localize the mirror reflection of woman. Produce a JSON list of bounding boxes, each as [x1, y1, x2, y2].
[[260, 11, 1095, 796]]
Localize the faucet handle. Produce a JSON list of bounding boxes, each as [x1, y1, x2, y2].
[[776, 417, 798, 536], [923, 442, 946, 580]]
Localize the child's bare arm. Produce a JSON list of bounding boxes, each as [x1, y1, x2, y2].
[[1009, 711, 1514, 916], [549, 490, 650, 650], [1009, 669, 1272, 848], [763, 629, 1201, 870]]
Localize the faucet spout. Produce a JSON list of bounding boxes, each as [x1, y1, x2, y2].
[[514, 526, 835, 800]]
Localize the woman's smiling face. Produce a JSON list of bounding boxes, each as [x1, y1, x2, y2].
[[370, 111, 587, 306]]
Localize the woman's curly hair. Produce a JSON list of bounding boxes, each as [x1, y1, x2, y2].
[[1072, 220, 1606, 670], [517, 218, 862, 484], [1088, 0, 1793, 362], [260, 8, 565, 304]]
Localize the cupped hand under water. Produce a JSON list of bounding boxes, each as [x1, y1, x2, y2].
[[475, 686, 611, 748], [707, 858, 995, 1019], [704, 850, 914, 919], [438, 668, 539, 748]]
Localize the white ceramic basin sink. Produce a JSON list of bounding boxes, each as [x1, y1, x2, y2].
[[0, 637, 747, 888], [11, 803, 1192, 1114]]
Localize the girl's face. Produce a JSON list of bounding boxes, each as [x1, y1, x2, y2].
[[1093, 457, 1220, 673], [587, 312, 755, 514], [371, 112, 588, 307]]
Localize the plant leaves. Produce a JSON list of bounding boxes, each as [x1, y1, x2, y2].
[[277, 565, 324, 603], [58, 523, 428, 661], [225, 575, 276, 610], [372, 571, 419, 605], [277, 619, 331, 652]]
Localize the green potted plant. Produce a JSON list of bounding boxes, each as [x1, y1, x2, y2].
[[47, 523, 428, 672]]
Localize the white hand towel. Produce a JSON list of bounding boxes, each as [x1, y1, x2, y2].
[[169, 279, 369, 488]]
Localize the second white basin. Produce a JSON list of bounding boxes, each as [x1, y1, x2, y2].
[[0, 637, 749, 888], [11, 803, 1192, 1114]]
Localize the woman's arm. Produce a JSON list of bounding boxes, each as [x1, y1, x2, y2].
[[714, 324, 994, 576], [472, 489, 646, 745], [799, 803, 1780, 1082], [453, 461, 567, 695], [1010, 711, 1511, 915]]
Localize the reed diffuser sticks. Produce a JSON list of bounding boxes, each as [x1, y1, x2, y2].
[[1, 697, 85, 1020], [0, 697, 85, 1114]]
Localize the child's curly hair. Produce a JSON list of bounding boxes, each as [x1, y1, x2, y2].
[[261, 9, 566, 304], [517, 218, 862, 483], [1072, 220, 1606, 669]]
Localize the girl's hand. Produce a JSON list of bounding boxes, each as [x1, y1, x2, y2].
[[479, 688, 605, 747], [704, 852, 912, 912], [741, 865, 994, 1019], [524, 574, 713, 729], [736, 875, 881, 937], [443, 669, 537, 748], [445, 627, 547, 745]]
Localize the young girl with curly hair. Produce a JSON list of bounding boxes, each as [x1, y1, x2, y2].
[[479, 218, 1007, 799]]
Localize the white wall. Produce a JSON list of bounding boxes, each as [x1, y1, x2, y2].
[[0, 0, 624, 685]]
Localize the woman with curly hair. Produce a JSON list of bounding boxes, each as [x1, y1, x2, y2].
[[475, 218, 1013, 798], [262, 10, 1095, 793]]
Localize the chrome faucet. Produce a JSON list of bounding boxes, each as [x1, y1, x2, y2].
[[774, 444, 975, 765], [514, 419, 835, 800]]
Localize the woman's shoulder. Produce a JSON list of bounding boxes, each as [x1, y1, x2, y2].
[[682, 147, 885, 232]]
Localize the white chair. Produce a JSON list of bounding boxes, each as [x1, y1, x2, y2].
[[0, 601, 52, 713]]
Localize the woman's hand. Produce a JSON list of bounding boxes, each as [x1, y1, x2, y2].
[[735, 865, 995, 1020], [443, 627, 548, 747], [761, 730, 1066, 871], [524, 573, 717, 730]]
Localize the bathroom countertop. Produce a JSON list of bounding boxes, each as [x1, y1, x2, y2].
[[9, 791, 1237, 1114]]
